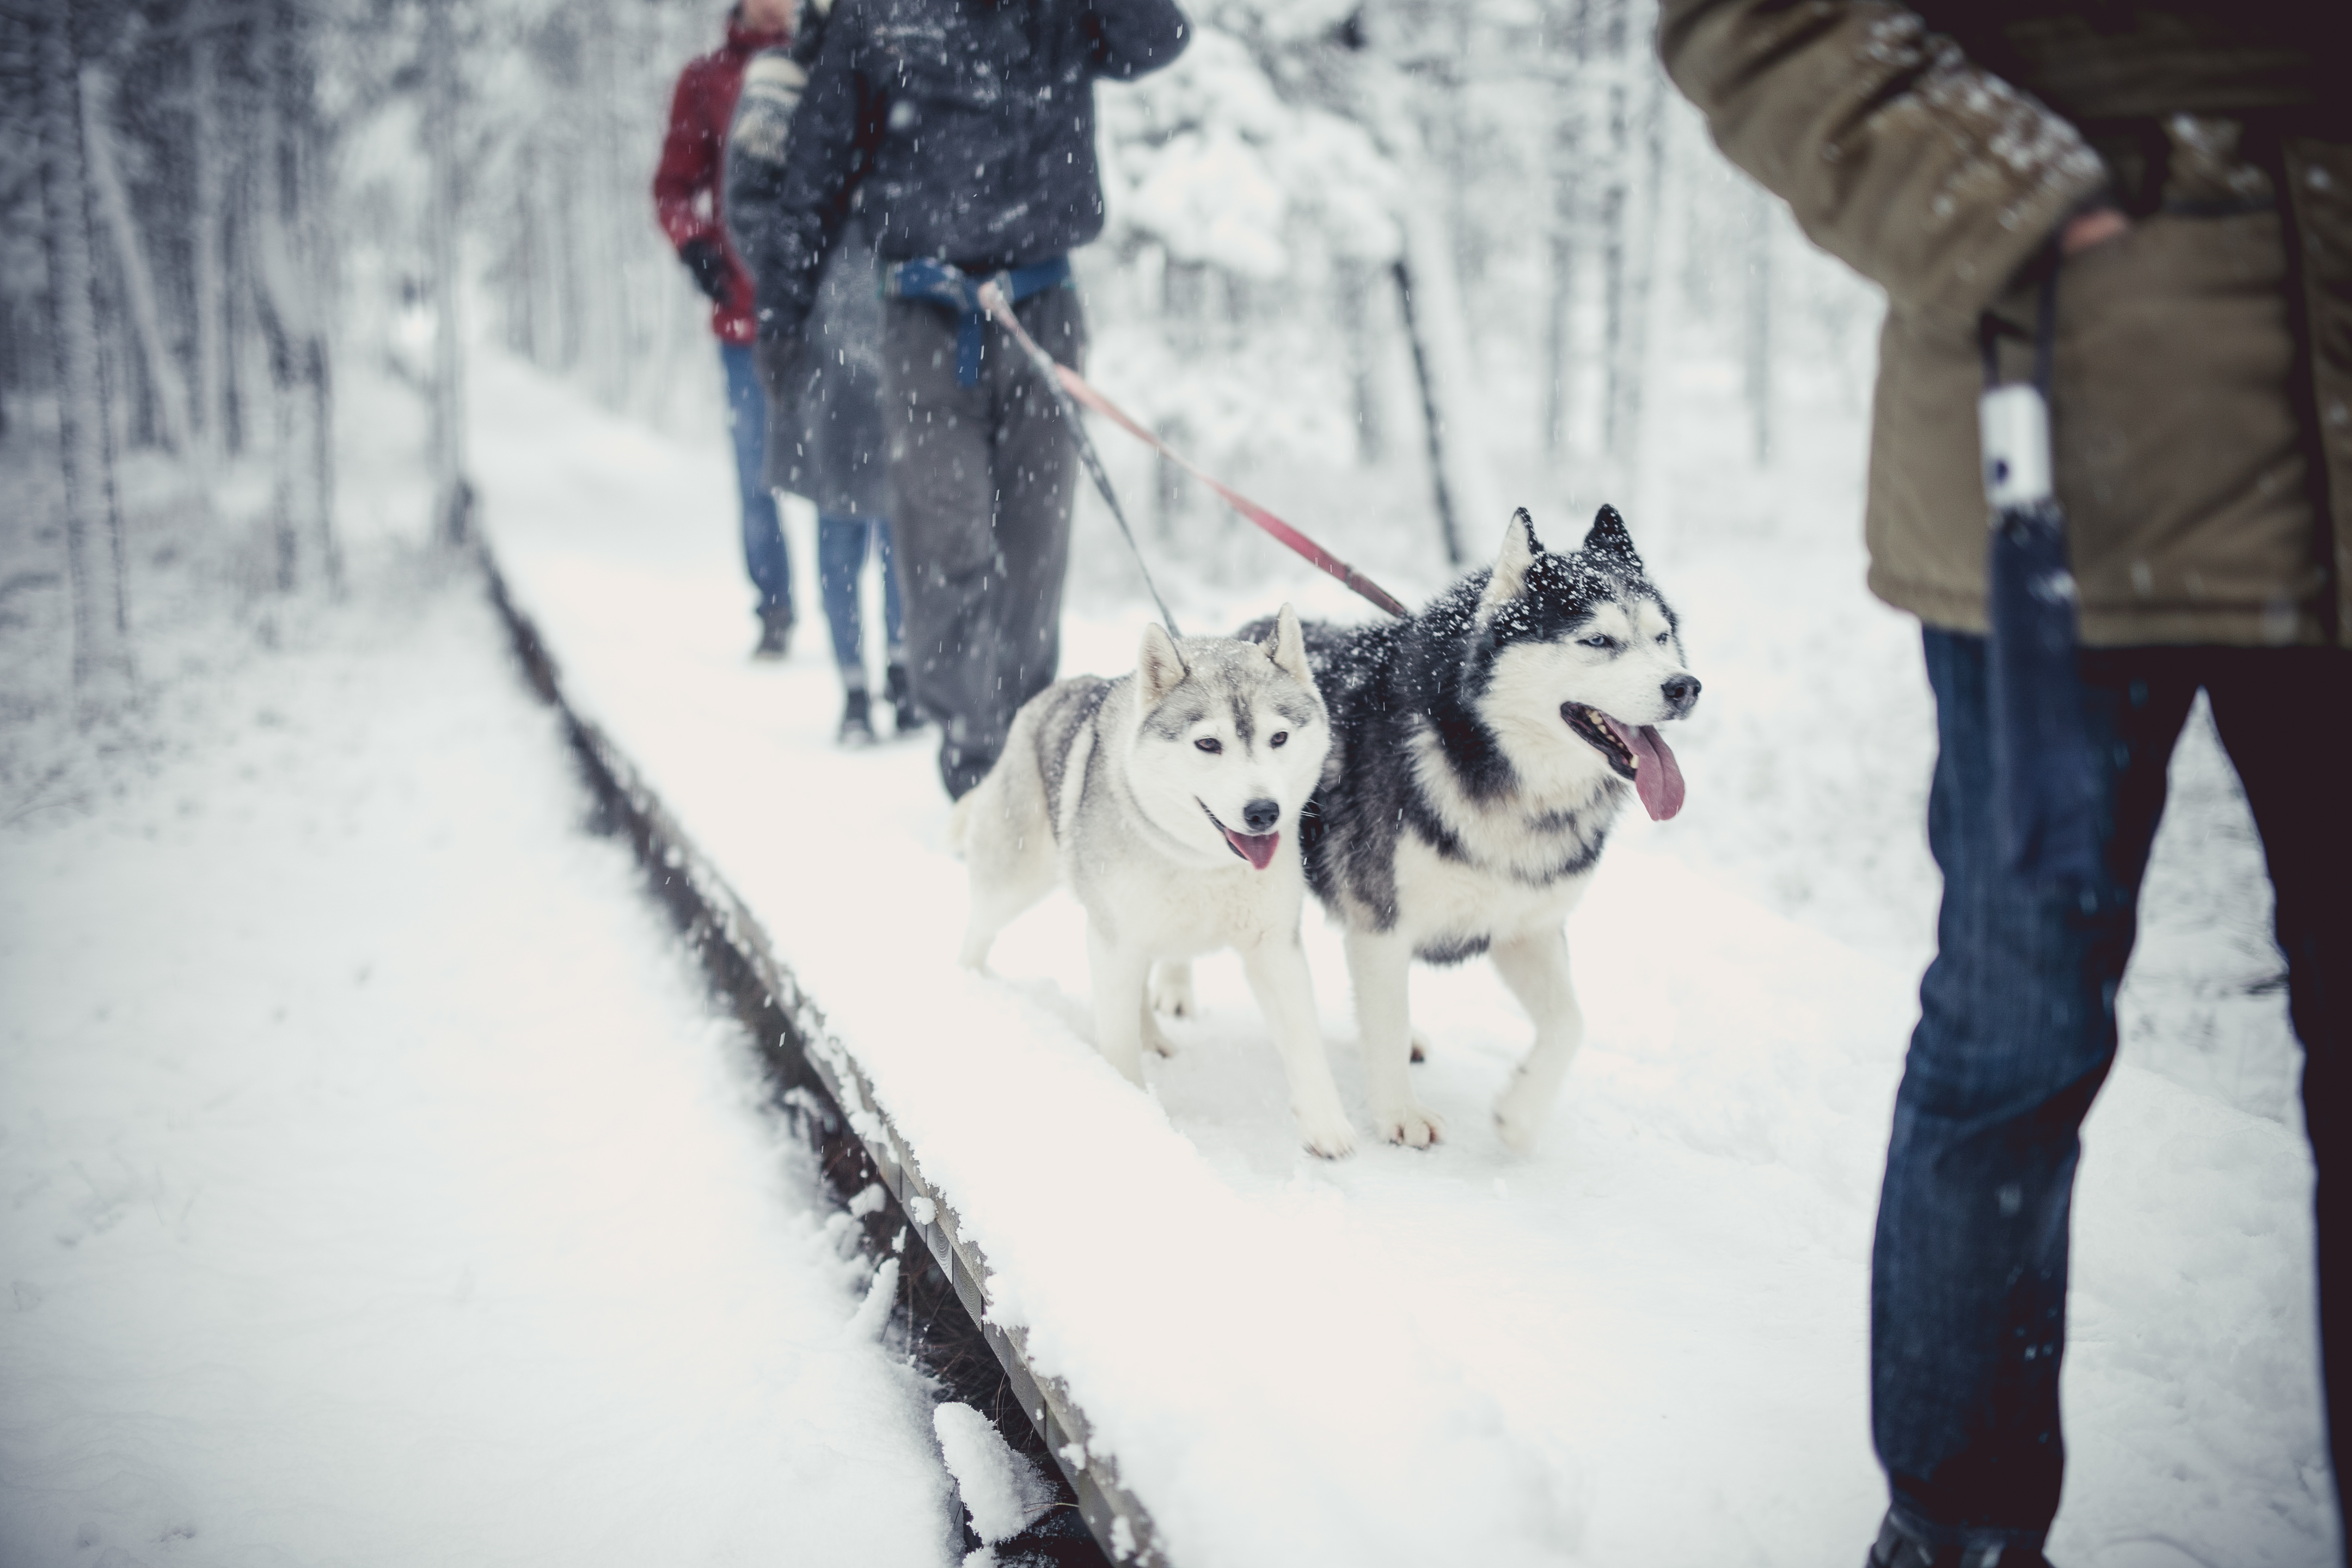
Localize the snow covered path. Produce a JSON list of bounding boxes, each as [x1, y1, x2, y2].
[[469, 351, 2336, 1568], [0, 563, 955, 1566]]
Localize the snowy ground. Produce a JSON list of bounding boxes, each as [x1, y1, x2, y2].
[[461, 340, 2335, 1568], [0, 421, 958, 1562], [0, 302, 2326, 1567]]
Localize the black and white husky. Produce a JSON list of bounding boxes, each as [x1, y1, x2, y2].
[[950, 608, 1358, 1156], [1267, 506, 1699, 1152]]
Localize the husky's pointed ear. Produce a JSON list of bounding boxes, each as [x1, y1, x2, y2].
[[1579, 504, 1644, 571], [1137, 621, 1188, 708], [1480, 508, 1541, 610], [1260, 603, 1313, 688]]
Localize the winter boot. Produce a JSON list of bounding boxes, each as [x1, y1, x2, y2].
[[885, 660, 923, 736], [1866, 1512, 2054, 1568], [939, 725, 994, 799], [837, 687, 877, 748], [753, 605, 793, 660]]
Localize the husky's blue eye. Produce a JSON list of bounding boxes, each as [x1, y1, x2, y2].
[[1581, 634, 1614, 650], [1270, 731, 1288, 748], [1196, 737, 1222, 754]]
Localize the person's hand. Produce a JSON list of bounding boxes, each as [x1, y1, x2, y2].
[[754, 326, 802, 402], [679, 236, 732, 303], [2059, 205, 2130, 257]]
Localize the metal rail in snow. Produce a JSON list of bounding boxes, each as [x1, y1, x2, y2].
[[480, 545, 1168, 1568]]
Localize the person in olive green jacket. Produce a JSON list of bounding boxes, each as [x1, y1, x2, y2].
[[1660, 5, 2348, 1565]]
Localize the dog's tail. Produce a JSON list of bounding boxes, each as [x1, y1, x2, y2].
[[944, 788, 976, 860]]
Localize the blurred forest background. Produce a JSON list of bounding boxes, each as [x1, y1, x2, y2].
[[6, 0, 2305, 1181], [0, 0, 1881, 722]]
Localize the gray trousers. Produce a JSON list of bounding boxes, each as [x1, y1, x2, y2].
[[882, 285, 1085, 797]]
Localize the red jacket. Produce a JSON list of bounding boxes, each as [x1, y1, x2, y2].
[[653, 12, 788, 345]]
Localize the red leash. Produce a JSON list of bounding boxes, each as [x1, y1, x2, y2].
[[977, 280, 1411, 621]]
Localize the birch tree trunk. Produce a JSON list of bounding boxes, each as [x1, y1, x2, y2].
[[36, 6, 135, 705], [254, 211, 336, 590], [191, 15, 229, 464], [1597, 0, 1636, 464], [1336, 259, 1383, 465], [83, 65, 195, 462], [257, 0, 338, 590], [423, 0, 469, 544], [1348, 52, 1498, 566], [1601, 17, 1663, 500], [1543, 0, 1591, 462], [1393, 258, 1464, 567]]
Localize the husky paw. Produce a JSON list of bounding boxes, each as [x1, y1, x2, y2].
[[1374, 1102, 1444, 1149], [1296, 1109, 1358, 1160], [1142, 1015, 1179, 1058], [1492, 1082, 1551, 1153], [1409, 1028, 1431, 1065], [1149, 965, 1196, 1020]]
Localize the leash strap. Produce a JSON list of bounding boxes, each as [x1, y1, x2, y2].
[[884, 255, 1072, 387], [967, 276, 1185, 640], [976, 279, 1412, 623], [1979, 265, 2100, 884]]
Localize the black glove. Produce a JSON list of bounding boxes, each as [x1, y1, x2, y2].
[[754, 326, 803, 403], [679, 236, 732, 304]]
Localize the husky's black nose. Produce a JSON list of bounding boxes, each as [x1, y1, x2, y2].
[[1662, 675, 1701, 715], [1240, 798, 1281, 834]]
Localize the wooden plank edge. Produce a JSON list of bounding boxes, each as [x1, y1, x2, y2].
[[477, 545, 1172, 1567]]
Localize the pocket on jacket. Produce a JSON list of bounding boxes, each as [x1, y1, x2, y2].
[[1865, 207, 2322, 645], [2039, 210, 2316, 641]]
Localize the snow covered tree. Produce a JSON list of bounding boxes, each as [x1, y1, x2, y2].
[[32, 1, 135, 707]]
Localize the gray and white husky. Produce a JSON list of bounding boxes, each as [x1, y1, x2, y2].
[[1261, 506, 1699, 1152], [949, 607, 1356, 1156]]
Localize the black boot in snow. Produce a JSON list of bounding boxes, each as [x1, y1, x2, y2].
[[752, 605, 793, 660], [885, 660, 923, 736], [1866, 1512, 2054, 1568], [939, 731, 993, 799], [837, 687, 877, 747]]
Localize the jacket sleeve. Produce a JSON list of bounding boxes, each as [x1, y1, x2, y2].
[[756, 2, 880, 338], [1656, 0, 2108, 321], [725, 50, 811, 323], [653, 62, 721, 255], [1084, 0, 1189, 81]]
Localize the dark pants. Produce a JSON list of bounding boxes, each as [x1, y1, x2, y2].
[[881, 286, 1083, 797], [816, 514, 904, 687], [1875, 629, 2350, 1554], [719, 341, 791, 618]]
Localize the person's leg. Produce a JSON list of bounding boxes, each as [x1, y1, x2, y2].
[[2203, 646, 2352, 1553], [719, 341, 791, 629], [883, 299, 1004, 794], [1872, 632, 2195, 1557], [874, 519, 919, 733], [875, 519, 906, 657], [982, 286, 1084, 736], [816, 513, 872, 686]]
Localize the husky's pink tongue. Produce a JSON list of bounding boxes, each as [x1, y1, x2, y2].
[[1223, 827, 1281, 869], [1603, 717, 1686, 821]]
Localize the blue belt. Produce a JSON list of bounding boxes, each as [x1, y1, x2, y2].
[[883, 255, 1072, 386]]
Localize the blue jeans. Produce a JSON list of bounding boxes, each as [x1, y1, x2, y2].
[[719, 342, 790, 617], [816, 514, 904, 684], [1875, 629, 2350, 1554]]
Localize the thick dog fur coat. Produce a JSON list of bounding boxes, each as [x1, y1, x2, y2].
[[1267, 506, 1700, 1151], [951, 608, 1356, 1156]]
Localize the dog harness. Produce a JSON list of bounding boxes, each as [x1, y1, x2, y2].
[[882, 255, 1073, 387]]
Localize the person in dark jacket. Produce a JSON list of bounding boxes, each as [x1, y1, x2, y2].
[[654, 0, 795, 658], [726, 9, 913, 745], [741, 0, 1190, 797], [1662, 4, 2349, 1565]]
